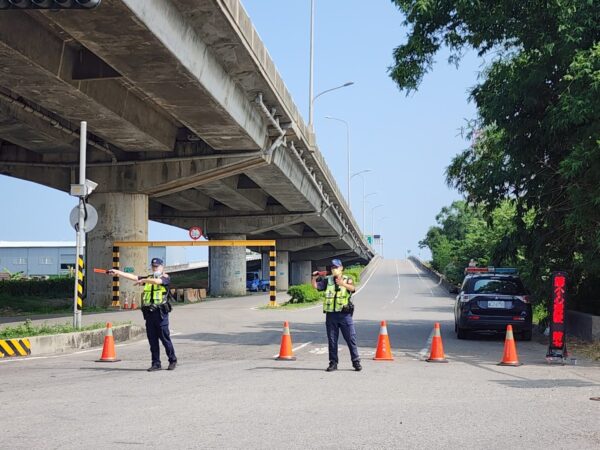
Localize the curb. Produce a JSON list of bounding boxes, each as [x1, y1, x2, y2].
[[1, 324, 146, 358], [409, 256, 457, 295]]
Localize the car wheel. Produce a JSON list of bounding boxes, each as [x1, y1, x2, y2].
[[520, 329, 532, 341], [457, 327, 469, 340]]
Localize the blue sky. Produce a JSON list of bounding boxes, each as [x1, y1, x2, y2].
[[0, 0, 482, 261]]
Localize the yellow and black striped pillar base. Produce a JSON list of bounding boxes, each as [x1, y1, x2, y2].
[[0, 339, 31, 357], [111, 246, 121, 308], [76, 254, 84, 311], [269, 246, 277, 307]]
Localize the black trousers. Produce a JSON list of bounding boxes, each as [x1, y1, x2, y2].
[[326, 312, 360, 364], [145, 309, 176, 366]]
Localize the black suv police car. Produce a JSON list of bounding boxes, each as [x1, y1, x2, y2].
[[454, 268, 533, 340]]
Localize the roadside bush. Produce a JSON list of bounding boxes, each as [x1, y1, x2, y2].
[[0, 277, 73, 297], [287, 284, 323, 304], [344, 265, 364, 284]]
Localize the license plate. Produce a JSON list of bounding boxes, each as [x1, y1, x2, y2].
[[487, 300, 506, 308]]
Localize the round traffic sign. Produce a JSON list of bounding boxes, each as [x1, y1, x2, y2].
[[189, 226, 203, 240], [69, 204, 98, 232]]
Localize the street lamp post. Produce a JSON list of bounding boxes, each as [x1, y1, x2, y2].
[[309, 0, 315, 127], [307, 1, 354, 128], [325, 116, 350, 204], [375, 216, 390, 256], [370, 204, 384, 240], [351, 169, 371, 234], [364, 192, 377, 236]]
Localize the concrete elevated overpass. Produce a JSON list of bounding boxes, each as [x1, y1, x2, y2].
[[0, 0, 373, 304]]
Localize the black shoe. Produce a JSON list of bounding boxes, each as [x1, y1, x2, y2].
[[353, 361, 362, 372], [147, 365, 161, 372], [326, 362, 338, 372], [167, 361, 177, 371]]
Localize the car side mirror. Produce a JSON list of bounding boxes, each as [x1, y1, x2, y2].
[[449, 286, 459, 294]]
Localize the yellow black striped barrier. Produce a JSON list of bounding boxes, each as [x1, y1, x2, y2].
[[269, 245, 277, 307], [111, 246, 120, 308], [0, 338, 31, 357], [77, 255, 84, 311]]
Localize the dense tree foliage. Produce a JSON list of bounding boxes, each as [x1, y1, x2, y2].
[[391, 1, 600, 314]]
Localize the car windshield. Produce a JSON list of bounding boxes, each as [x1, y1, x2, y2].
[[470, 278, 523, 295]]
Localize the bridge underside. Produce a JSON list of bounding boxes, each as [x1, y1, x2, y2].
[[0, 0, 372, 304]]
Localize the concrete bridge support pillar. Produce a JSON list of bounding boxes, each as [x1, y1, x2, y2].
[[87, 193, 148, 307], [261, 252, 270, 280], [209, 234, 246, 296], [291, 260, 312, 286], [275, 250, 289, 291]]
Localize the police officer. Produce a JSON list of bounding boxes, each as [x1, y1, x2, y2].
[[109, 257, 177, 372], [312, 259, 362, 372]]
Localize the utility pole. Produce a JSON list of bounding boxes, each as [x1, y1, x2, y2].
[[69, 121, 98, 329], [73, 121, 87, 329]]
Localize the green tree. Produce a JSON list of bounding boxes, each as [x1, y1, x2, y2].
[[390, 0, 600, 313]]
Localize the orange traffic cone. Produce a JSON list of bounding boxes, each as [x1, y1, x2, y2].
[[96, 323, 120, 362], [498, 325, 522, 366], [275, 321, 296, 360], [374, 321, 394, 360], [131, 295, 138, 310], [123, 295, 130, 310], [426, 322, 448, 363]]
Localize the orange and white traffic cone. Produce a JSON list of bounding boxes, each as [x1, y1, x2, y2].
[[373, 320, 394, 361], [131, 295, 138, 310], [96, 323, 120, 362], [426, 322, 448, 363], [275, 321, 296, 360], [498, 325, 522, 366], [123, 295, 130, 310]]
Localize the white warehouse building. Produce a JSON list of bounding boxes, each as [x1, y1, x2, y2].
[[0, 242, 187, 277]]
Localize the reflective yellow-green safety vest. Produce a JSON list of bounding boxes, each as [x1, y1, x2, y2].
[[323, 275, 351, 313], [142, 279, 167, 306]]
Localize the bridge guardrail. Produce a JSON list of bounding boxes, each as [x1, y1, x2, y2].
[[218, 0, 372, 258]]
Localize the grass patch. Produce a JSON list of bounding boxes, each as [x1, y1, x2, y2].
[[0, 294, 72, 316], [0, 319, 131, 339], [0, 294, 116, 317], [568, 337, 600, 362]]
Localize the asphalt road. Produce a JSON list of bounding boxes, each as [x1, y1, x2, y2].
[[1, 259, 599, 449]]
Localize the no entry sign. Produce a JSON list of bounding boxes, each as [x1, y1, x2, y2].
[[547, 271, 568, 360], [189, 226, 203, 240]]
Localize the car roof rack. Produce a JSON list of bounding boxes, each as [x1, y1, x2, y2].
[[464, 267, 518, 275]]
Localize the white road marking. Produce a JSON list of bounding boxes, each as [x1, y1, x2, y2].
[[417, 328, 435, 360], [309, 346, 375, 357], [391, 260, 401, 303], [272, 341, 312, 358], [0, 332, 181, 364], [353, 257, 382, 296], [408, 258, 434, 296]]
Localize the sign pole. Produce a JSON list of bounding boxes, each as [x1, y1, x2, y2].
[[73, 121, 87, 329]]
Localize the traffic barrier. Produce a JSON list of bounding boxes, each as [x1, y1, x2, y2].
[[498, 325, 522, 366], [96, 323, 120, 362], [275, 321, 296, 360], [374, 320, 394, 360], [0, 338, 31, 358], [426, 322, 448, 363]]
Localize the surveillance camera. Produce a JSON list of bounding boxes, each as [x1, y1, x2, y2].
[[85, 179, 98, 195]]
